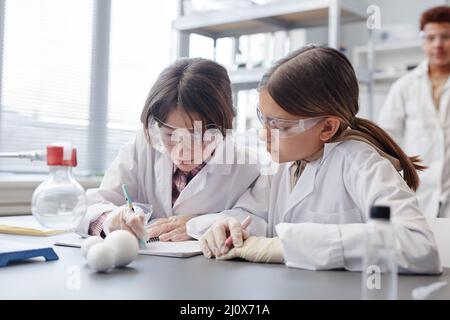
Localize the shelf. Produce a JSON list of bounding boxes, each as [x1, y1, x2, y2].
[[229, 67, 268, 90], [230, 64, 398, 88], [353, 39, 422, 84], [353, 40, 421, 54], [352, 40, 422, 68], [356, 68, 415, 84], [373, 70, 409, 81], [173, 0, 373, 119], [173, 0, 367, 38], [230, 66, 393, 89]]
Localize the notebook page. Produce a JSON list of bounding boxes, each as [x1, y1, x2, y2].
[[54, 235, 201, 258]]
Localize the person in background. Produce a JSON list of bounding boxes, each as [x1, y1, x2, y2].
[[76, 58, 262, 241], [379, 6, 450, 217]]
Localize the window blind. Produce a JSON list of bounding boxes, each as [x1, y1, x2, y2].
[[0, 0, 177, 175]]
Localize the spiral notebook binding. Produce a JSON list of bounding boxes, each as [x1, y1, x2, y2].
[[147, 236, 160, 243]]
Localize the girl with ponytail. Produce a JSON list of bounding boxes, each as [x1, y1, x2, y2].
[[192, 45, 442, 274]]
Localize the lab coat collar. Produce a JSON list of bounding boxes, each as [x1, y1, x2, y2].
[[413, 59, 450, 118], [282, 141, 343, 218], [318, 141, 343, 166], [414, 59, 450, 85], [413, 60, 429, 78], [172, 169, 208, 209], [287, 141, 340, 169], [283, 162, 317, 218], [278, 140, 344, 219]]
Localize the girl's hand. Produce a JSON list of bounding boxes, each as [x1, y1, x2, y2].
[[103, 205, 147, 239], [147, 215, 195, 242], [200, 217, 249, 258], [216, 236, 284, 263]]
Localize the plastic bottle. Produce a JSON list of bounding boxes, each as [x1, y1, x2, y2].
[[362, 205, 398, 300]]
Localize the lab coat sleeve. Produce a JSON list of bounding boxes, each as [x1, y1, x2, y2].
[[75, 133, 141, 237], [276, 148, 442, 274], [378, 79, 406, 146], [186, 175, 271, 239], [75, 203, 116, 237]]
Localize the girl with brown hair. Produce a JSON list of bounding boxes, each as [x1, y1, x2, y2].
[[195, 45, 442, 273], [76, 58, 262, 242]]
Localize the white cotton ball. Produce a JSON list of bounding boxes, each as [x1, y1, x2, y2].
[[104, 230, 139, 267], [81, 236, 104, 259], [86, 243, 115, 272]]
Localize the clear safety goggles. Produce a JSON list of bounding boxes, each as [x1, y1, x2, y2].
[[420, 30, 450, 43], [148, 118, 222, 153], [256, 104, 325, 138]]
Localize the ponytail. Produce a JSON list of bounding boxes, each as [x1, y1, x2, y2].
[[349, 117, 426, 191]]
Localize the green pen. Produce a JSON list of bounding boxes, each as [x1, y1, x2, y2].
[[121, 183, 147, 249]]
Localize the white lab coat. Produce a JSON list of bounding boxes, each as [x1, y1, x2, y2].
[[187, 140, 442, 274], [76, 129, 261, 237], [379, 60, 450, 217]]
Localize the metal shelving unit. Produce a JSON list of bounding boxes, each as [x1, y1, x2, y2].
[[229, 67, 267, 91], [172, 0, 374, 121], [353, 40, 422, 82]]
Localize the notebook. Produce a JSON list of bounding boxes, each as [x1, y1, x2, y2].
[[0, 218, 68, 236], [54, 233, 202, 258]]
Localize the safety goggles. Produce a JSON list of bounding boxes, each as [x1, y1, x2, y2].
[[420, 30, 450, 43], [148, 118, 221, 153], [256, 104, 325, 138]]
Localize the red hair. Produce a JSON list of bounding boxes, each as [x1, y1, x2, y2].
[[420, 6, 450, 30]]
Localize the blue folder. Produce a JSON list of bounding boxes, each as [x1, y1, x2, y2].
[[0, 240, 59, 267]]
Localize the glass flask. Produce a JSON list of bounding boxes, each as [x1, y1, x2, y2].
[[32, 146, 87, 230]]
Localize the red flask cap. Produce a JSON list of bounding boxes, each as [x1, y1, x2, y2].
[[46, 146, 78, 167]]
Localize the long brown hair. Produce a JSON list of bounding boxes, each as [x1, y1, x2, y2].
[[141, 58, 235, 136], [259, 45, 425, 191]]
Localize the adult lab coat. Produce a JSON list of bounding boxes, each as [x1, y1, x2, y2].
[[76, 129, 261, 237], [187, 140, 442, 274], [379, 60, 450, 217]]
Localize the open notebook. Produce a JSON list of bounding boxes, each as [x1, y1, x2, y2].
[[54, 233, 202, 258], [0, 218, 68, 236]]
